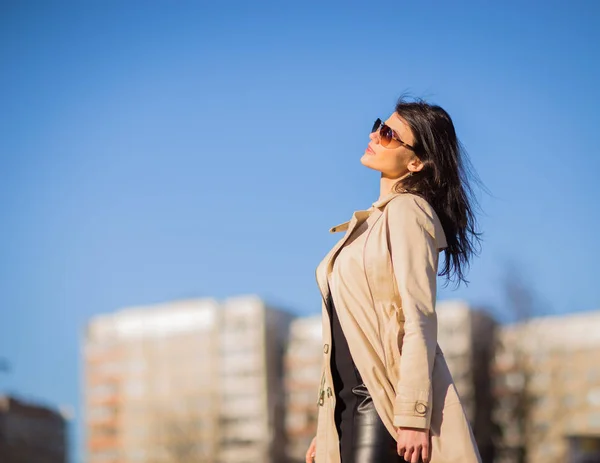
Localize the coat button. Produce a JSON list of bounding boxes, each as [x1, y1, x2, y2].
[[415, 402, 427, 415], [323, 344, 329, 353]]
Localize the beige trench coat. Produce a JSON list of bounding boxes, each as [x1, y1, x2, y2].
[[314, 192, 481, 463]]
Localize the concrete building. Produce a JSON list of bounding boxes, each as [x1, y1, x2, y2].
[[84, 298, 221, 463], [217, 296, 295, 463], [493, 309, 600, 463], [436, 300, 497, 462], [84, 295, 295, 463], [0, 395, 68, 463], [437, 301, 477, 418], [283, 315, 322, 463]]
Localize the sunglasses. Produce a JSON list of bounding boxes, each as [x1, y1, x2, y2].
[[371, 118, 416, 151]]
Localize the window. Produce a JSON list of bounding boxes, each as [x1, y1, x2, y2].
[[589, 367, 600, 383], [588, 388, 600, 407], [87, 406, 116, 421], [562, 394, 576, 408], [589, 412, 600, 428], [125, 380, 145, 397], [90, 449, 119, 461], [89, 383, 117, 398]]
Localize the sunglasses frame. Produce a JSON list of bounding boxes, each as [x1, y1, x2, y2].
[[371, 118, 416, 151]]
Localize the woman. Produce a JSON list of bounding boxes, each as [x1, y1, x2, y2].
[[305, 98, 482, 463]]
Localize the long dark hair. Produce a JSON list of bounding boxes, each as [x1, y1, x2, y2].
[[393, 96, 483, 287]]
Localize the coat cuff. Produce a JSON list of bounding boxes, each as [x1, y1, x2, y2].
[[393, 413, 429, 429], [392, 386, 432, 430]]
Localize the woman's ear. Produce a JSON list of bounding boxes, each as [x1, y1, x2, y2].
[[407, 156, 424, 173]]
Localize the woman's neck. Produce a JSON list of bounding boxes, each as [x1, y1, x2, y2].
[[378, 171, 411, 202]]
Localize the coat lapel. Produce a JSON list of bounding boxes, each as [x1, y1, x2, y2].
[[315, 209, 372, 311]]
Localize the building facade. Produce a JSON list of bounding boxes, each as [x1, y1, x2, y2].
[[493, 310, 600, 463], [0, 395, 67, 463], [217, 296, 295, 463], [436, 300, 497, 462], [283, 315, 322, 463], [84, 298, 221, 463], [84, 295, 294, 463]]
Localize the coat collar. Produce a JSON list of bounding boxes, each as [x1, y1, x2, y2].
[[371, 191, 405, 208], [328, 192, 404, 233]]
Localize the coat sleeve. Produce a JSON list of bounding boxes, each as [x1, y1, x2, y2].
[[386, 196, 441, 430]]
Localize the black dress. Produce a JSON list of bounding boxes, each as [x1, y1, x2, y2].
[[328, 293, 402, 463]]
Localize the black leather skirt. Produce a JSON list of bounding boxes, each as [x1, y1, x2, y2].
[[329, 297, 402, 463]]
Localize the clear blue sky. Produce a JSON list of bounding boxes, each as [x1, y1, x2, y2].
[[1, 1, 599, 461]]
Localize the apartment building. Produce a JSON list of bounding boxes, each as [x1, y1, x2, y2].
[[493, 309, 600, 463], [84, 295, 294, 463], [217, 296, 295, 463], [85, 298, 221, 463], [282, 315, 322, 463], [435, 300, 497, 462], [437, 301, 477, 416], [0, 395, 68, 463]]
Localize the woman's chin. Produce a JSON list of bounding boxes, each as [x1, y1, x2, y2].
[[360, 153, 379, 170]]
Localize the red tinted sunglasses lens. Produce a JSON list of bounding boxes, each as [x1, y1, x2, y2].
[[380, 125, 393, 146], [371, 118, 393, 146]]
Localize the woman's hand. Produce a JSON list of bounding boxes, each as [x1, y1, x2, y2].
[[305, 435, 317, 462], [396, 426, 431, 463]]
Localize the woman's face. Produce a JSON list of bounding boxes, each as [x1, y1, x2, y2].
[[360, 112, 421, 177]]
